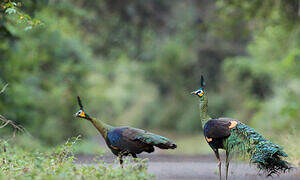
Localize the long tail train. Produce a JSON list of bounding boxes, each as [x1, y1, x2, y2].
[[225, 122, 291, 176]]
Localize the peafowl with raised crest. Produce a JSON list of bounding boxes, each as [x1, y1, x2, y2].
[[191, 76, 291, 180], [75, 96, 177, 167]]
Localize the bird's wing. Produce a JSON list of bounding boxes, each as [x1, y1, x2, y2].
[[108, 127, 176, 151], [107, 127, 142, 150], [204, 118, 238, 139], [116, 127, 176, 149], [128, 128, 177, 149]]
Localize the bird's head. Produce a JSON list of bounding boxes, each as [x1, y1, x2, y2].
[[75, 96, 90, 120], [191, 88, 205, 98], [75, 109, 87, 118], [191, 75, 206, 99]]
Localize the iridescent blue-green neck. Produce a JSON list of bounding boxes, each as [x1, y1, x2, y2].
[[89, 117, 113, 138], [198, 94, 211, 128]]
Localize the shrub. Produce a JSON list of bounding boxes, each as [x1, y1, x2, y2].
[[0, 136, 151, 179]]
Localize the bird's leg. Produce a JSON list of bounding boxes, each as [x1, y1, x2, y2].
[[225, 150, 230, 180], [132, 153, 137, 158], [119, 155, 124, 168], [132, 153, 138, 162], [214, 149, 221, 180]]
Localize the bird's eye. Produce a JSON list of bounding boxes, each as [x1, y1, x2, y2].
[[198, 90, 204, 96], [77, 110, 83, 115]]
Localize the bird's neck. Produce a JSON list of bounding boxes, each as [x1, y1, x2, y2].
[[198, 95, 211, 128], [89, 117, 113, 138]]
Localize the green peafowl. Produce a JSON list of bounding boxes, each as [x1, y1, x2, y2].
[[75, 96, 177, 167], [191, 76, 291, 180]]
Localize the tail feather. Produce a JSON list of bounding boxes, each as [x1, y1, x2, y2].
[[225, 123, 291, 176], [136, 133, 177, 149]]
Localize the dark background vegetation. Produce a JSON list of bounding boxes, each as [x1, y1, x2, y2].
[[0, 0, 299, 160]]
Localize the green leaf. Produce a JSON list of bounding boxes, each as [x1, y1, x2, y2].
[[25, 26, 33, 31], [5, 8, 16, 14]]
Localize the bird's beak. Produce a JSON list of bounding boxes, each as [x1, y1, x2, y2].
[[190, 90, 198, 95]]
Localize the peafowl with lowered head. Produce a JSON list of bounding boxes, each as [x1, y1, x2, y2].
[[191, 76, 291, 180], [75, 96, 177, 167]]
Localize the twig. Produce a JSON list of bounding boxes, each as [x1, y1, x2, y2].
[[0, 84, 8, 94], [0, 83, 28, 137], [0, 120, 10, 128], [0, 115, 25, 133]]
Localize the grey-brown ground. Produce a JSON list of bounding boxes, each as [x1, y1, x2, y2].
[[76, 154, 299, 180]]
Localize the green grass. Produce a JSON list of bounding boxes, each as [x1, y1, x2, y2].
[[73, 139, 107, 155], [273, 131, 300, 167], [2, 131, 297, 180], [0, 136, 152, 179], [157, 130, 300, 168], [172, 132, 300, 167], [168, 134, 212, 155], [73, 131, 213, 156]]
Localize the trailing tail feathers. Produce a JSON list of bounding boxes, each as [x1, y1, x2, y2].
[[225, 123, 291, 176], [136, 133, 177, 149]]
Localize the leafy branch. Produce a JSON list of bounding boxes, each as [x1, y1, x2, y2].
[[1, 0, 42, 30]]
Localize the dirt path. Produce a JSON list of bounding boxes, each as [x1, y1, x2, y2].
[[76, 154, 299, 180]]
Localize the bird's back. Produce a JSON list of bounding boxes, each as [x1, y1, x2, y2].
[[106, 127, 154, 154], [106, 126, 176, 155]]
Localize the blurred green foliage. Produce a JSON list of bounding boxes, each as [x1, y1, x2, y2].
[[219, 0, 300, 132], [0, 0, 299, 146]]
